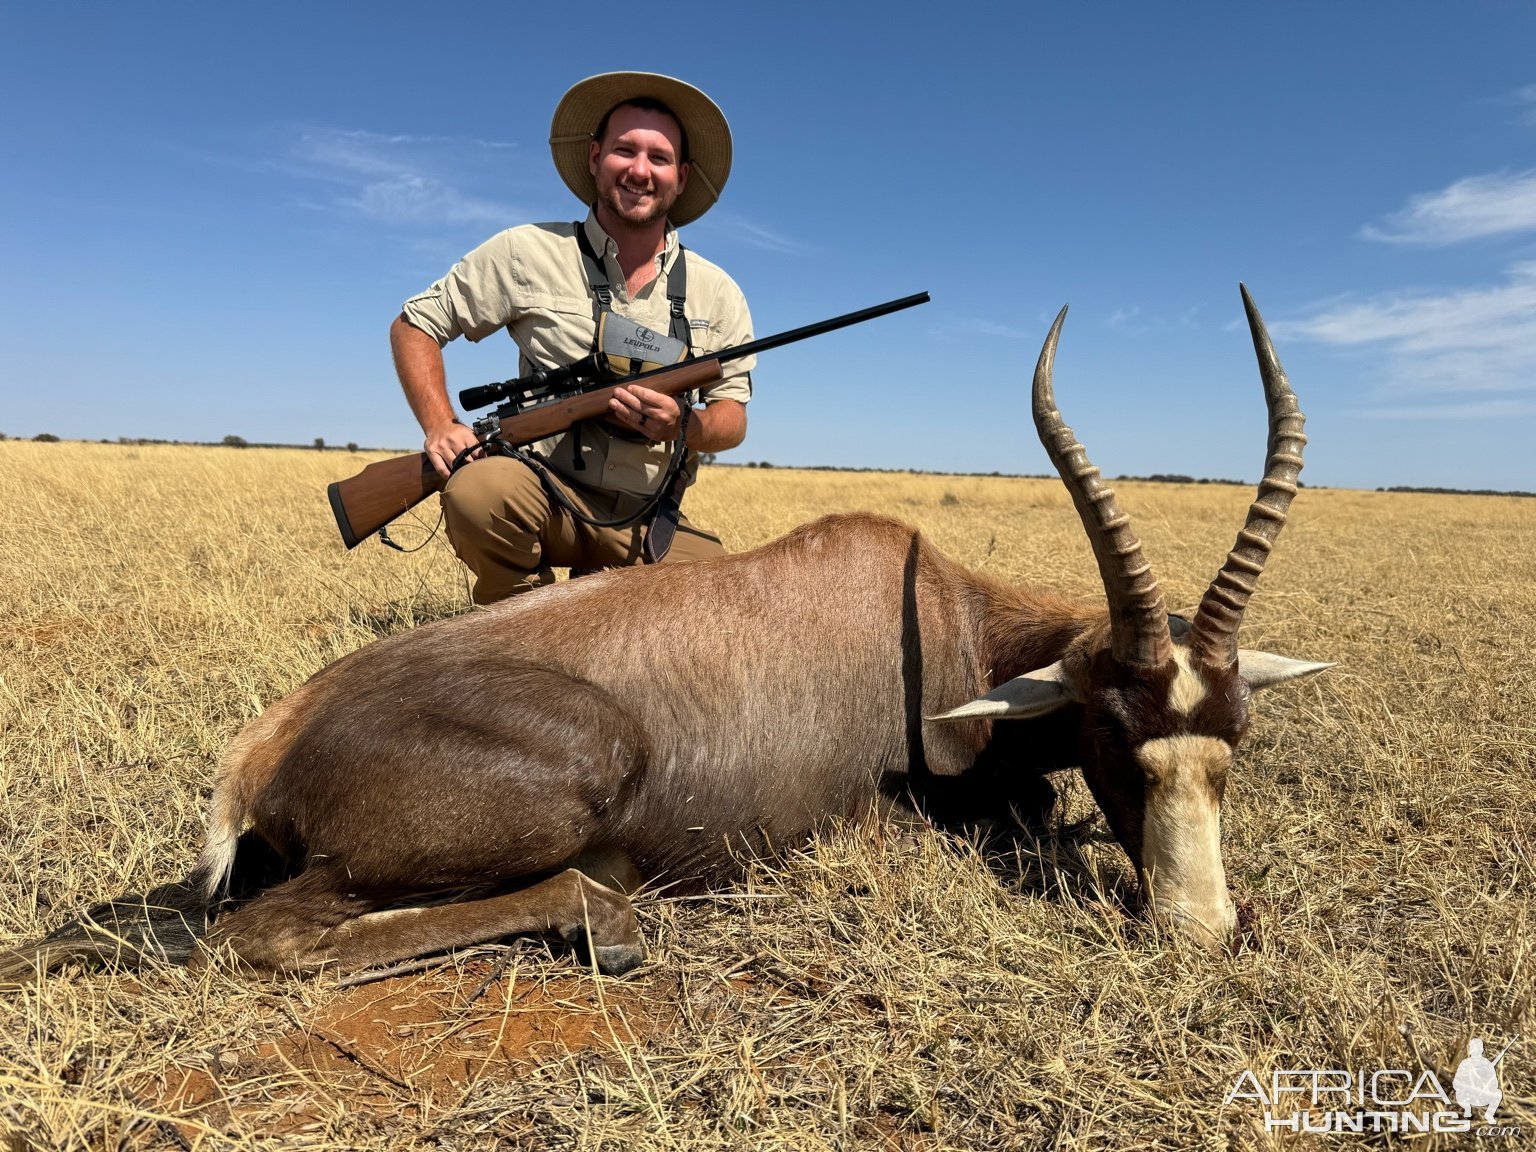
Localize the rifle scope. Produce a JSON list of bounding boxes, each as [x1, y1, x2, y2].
[[458, 353, 604, 412]]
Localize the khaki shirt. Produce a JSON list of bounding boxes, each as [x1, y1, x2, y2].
[[402, 210, 753, 495]]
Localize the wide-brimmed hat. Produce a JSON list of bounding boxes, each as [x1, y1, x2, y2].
[[549, 72, 731, 227]]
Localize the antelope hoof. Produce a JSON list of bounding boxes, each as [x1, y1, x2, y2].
[[559, 924, 647, 975], [1151, 898, 1236, 948], [592, 941, 647, 976]]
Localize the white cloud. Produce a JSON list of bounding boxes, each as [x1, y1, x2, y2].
[[336, 173, 512, 228], [286, 127, 525, 229], [939, 318, 1032, 340], [1359, 168, 1536, 245], [1507, 83, 1536, 126], [1276, 263, 1536, 395], [1290, 88, 1536, 417], [693, 210, 812, 254], [1355, 399, 1536, 421], [1105, 305, 1144, 332]]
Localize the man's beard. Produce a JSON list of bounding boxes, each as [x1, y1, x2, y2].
[[599, 179, 675, 228]]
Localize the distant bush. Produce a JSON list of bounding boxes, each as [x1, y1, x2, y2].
[[314, 438, 326, 451], [222, 435, 248, 448], [1114, 473, 1250, 487], [346, 442, 359, 454], [33, 433, 60, 443]]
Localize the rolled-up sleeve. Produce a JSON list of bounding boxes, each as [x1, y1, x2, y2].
[[690, 268, 754, 406], [401, 231, 521, 346]]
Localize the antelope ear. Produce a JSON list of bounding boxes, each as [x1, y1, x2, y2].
[[1237, 649, 1335, 691], [926, 661, 1079, 722]]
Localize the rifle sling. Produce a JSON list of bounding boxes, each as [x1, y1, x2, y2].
[[481, 400, 692, 562], [642, 408, 694, 564]]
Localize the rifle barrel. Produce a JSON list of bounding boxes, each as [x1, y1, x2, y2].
[[460, 291, 929, 412], [718, 292, 930, 365]]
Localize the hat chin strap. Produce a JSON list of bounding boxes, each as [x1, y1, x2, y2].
[[687, 164, 720, 205]]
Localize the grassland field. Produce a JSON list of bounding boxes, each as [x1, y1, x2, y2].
[[0, 440, 1531, 1150]]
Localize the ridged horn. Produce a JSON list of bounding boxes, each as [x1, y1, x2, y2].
[[1033, 306, 1171, 668], [1188, 285, 1308, 665]]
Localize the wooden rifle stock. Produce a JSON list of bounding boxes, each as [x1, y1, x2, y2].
[[328, 453, 445, 550], [327, 357, 724, 549]]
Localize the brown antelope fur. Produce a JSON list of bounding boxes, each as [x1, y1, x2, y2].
[[0, 286, 1329, 984], [193, 518, 1098, 975]]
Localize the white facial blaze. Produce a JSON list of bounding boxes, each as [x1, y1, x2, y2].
[[1167, 647, 1210, 717], [1135, 735, 1236, 943]]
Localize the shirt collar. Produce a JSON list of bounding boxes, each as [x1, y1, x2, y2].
[[582, 206, 680, 273]]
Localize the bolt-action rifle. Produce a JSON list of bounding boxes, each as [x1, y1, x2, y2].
[[327, 291, 930, 549]]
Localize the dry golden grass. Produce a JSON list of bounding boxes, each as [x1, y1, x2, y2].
[[1, 440, 1531, 1150]]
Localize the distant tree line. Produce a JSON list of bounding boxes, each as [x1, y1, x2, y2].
[[0, 433, 383, 452], [92, 435, 378, 452], [1378, 485, 1533, 499], [3, 435, 1529, 497], [1118, 473, 1254, 487]]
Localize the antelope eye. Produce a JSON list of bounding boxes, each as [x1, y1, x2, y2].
[[1092, 710, 1140, 768], [1205, 746, 1233, 784]]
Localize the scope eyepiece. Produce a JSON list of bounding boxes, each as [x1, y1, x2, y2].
[[459, 380, 511, 410]]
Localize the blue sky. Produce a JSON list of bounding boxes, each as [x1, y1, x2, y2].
[[3, 3, 1535, 491]]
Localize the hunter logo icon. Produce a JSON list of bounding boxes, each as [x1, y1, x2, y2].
[[1453, 1037, 1513, 1122]]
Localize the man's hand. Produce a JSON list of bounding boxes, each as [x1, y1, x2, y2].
[[608, 384, 683, 442], [425, 420, 483, 479], [393, 315, 482, 478]]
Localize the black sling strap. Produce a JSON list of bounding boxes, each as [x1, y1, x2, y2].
[[537, 221, 697, 561], [480, 403, 691, 553], [574, 221, 692, 349]]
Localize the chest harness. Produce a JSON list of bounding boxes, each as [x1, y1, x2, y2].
[[465, 224, 699, 563]]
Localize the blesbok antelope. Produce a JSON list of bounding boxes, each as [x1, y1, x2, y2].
[[3, 286, 1328, 983]]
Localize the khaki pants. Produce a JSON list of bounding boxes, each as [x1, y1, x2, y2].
[[441, 455, 724, 604]]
